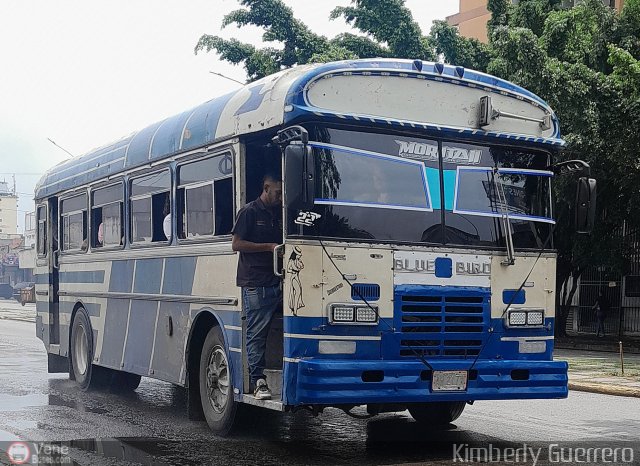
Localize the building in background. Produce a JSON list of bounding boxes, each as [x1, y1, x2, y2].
[[0, 181, 18, 235], [447, 0, 625, 43]]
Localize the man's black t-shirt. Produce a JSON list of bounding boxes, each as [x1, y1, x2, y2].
[[232, 198, 282, 287]]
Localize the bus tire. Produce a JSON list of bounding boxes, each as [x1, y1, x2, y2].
[[70, 308, 110, 391], [111, 371, 142, 392], [408, 401, 466, 425], [199, 325, 237, 436]]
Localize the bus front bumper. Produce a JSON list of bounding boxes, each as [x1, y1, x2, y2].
[[289, 359, 568, 406]]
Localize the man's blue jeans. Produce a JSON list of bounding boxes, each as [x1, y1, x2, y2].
[[243, 284, 282, 387]]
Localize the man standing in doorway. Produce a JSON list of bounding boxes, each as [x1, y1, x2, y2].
[[232, 174, 283, 400]]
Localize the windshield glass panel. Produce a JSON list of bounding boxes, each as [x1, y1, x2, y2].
[[454, 167, 553, 222], [287, 126, 553, 250], [310, 142, 431, 211]]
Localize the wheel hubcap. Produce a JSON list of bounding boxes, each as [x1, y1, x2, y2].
[[206, 346, 230, 413], [74, 322, 89, 376]]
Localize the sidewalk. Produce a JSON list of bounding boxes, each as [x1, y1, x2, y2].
[[555, 348, 640, 398]]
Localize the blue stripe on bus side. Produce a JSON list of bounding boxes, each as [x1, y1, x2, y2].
[[123, 300, 157, 374], [133, 258, 163, 294], [110, 260, 135, 293], [36, 273, 51, 285], [162, 257, 197, 295], [150, 301, 190, 383], [100, 298, 131, 370]]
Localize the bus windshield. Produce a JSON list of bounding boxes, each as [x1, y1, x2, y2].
[[287, 126, 553, 250]]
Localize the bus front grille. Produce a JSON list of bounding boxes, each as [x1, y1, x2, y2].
[[396, 291, 490, 358]]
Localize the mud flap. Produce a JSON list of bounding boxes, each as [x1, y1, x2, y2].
[[48, 353, 69, 373]]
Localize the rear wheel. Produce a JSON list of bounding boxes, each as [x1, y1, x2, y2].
[[408, 402, 466, 425], [199, 326, 237, 436], [70, 308, 111, 390]]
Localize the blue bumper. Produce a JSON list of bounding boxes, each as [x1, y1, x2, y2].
[[288, 358, 568, 406]]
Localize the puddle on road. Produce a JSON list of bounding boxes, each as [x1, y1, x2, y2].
[[69, 438, 196, 465], [48, 394, 108, 415]]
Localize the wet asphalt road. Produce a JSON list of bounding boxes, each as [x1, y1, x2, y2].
[[1, 301, 639, 465]]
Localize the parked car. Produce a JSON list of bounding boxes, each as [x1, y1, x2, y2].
[[12, 282, 35, 301], [0, 283, 14, 299]]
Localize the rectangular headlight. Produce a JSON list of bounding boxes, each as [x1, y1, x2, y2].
[[508, 311, 527, 326], [332, 306, 355, 322], [526, 310, 544, 326], [356, 306, 378, 323]]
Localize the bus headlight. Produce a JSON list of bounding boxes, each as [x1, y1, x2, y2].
[[331, 305, 355, 323], [329, 304, 379, 325], [506, 309, 545, 328], [356, 306, 378, 323]]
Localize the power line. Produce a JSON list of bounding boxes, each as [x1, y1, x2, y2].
[[209, 71, 244, 85], [47, 138, 75, 158]]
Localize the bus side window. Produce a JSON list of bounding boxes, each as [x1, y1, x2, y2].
[[130, 170, 171, 244], [60, 194, 88, 252], [214, 177, 233, 235], [37, 205, 47, 256], [92, 183, 124, 248], [177, 153, 234, 239]]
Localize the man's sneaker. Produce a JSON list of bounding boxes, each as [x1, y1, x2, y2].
[[254, 379, 272, 400]]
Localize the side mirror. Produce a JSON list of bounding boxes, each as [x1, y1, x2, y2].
[[575, 177, 596, 234], [284, 143, 315, 211]]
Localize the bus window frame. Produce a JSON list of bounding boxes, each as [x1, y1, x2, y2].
[[129, 168, 172, 248], [36, 203, 48, 258], [59, 191, 88, 255], [89, 180, 125, 252], [176, 151, 235, 245]]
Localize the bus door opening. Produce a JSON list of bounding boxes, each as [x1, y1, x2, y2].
[[241, 140, 284, 394]]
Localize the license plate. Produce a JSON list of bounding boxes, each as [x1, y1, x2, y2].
[[432, 370, 468, 391]]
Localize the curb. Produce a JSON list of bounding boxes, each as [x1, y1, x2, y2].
[[569, 381, 640, 398]]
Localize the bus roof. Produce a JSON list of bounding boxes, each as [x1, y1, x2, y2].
[[35, 59, 564, 199]]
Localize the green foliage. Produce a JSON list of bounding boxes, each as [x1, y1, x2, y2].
[[510, 0, 562, 36], [330, 0, 433, 59], [487, 0, 511, 38], [429, 20, 491, 71]]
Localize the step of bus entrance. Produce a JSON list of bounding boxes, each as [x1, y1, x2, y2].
[[264, 369, 282, 396]]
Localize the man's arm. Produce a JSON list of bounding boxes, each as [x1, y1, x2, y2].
[[232, 235, 277, 253]]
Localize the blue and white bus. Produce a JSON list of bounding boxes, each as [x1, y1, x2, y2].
[[34, 59, 595, 435]]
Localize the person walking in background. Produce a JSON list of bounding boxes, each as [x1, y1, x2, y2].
[[593, 291, 610, 338]]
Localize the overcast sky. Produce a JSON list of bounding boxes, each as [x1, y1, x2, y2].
[[0, 0, 458, 232]]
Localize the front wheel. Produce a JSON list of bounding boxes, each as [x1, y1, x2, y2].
[[199, 326, 237, 436], [408, 401, 466, 425]]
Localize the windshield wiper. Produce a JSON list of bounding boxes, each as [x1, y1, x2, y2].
[[494, 169, 516, 266]]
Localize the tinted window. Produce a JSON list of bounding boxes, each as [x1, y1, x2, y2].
[[37, 205, 47, 256], [131, 171, 171, 244], [185, 184, 214, 237], [131, 171, 171, 197], [61, 194, 87, 252], [92, 184, 123, 248], [177, 155, 233, 239]]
